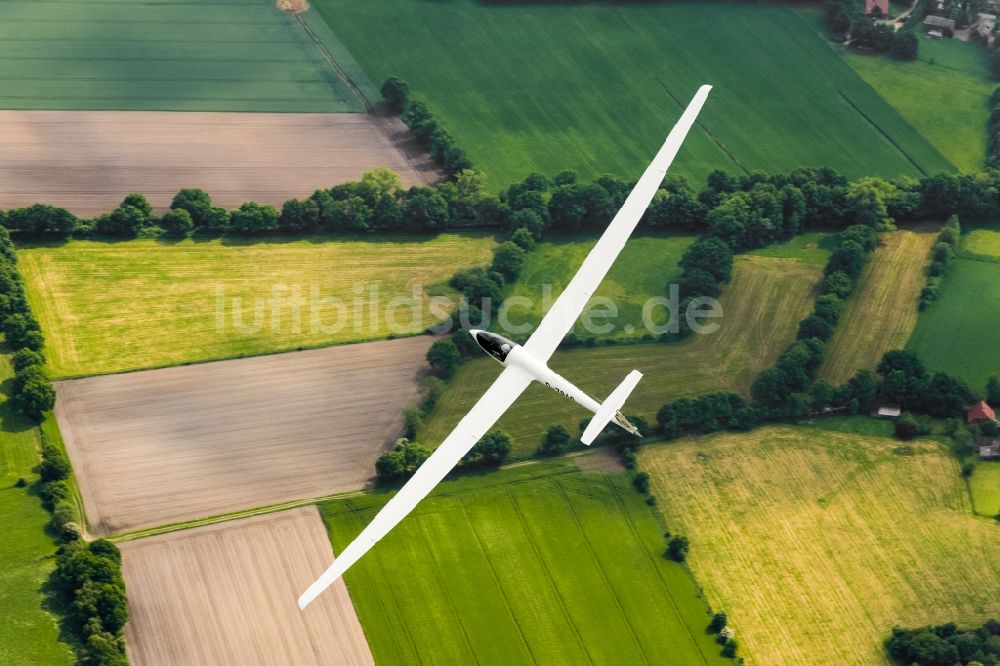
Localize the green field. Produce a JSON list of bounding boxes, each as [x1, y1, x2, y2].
[[1, 0, 375, 111], [321, 460, 729, 666], [745, 231, 834, 267], [843, 32, 993, 172], [422, 253, 823, 455], [641, 426, 1000, 666], [18, 234, 496, 377], [908, 227, 1000, 391], [970, 462, 1000, 518], [504, 233, 694, 336], [313, 1, 952, 190], [0, 348, 74, 665]]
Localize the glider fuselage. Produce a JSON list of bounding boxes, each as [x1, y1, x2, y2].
[[471, 329, 601, 414]]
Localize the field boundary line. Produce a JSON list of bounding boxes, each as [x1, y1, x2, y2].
[[837, 91, 928, 176], [605, 476, 713, 666], [294, 13, 372, 112], [109, 488, 370, 542], [656, 78, 748, 175]]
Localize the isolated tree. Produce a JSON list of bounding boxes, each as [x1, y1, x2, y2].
[[708, 611, 728, 633], [159, 208, 194, 237], [491, 241, 526, 281], [426, 339, 462, 378], [375, 440, 431, 484], [666, 535, 690, 562], [464, 430, 512, 467], [539, 424, 571, 455], [380, 77, 410, 113]]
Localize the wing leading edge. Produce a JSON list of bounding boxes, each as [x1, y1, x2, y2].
[[523, 85, 712, 362], [298, 365, 534, 609]]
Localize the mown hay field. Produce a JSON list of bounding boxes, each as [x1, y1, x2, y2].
[[818, 228, 937, 385], [970, 462, 1000, 518], [321, 461, 730, 666], [19, 234, 495, 377], [313, 1, 953, 190], [121, 507, 373, 666], [908, 226, 1000, 390], [640, 426, 1000, 666], [1, 0, 374, 112], [422, 253, 823, 456], [0, 348, 73, 666], [56, 337, 431, 536]]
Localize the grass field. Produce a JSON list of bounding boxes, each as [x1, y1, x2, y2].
[[640, 426, 1000, 666], [819, 229, 937, 385], [504, 233, 694, 336], [320, 461, 729, 666], [843, 33, 993, 172], [18, 234, 495, 377], [0, 348, 74, 665], [422, 254, 823, 455], [908, 227, 1000, 391], [970, 462, 1000, 518], [313, 1, 953, 190], [1, 0, 376, 112]]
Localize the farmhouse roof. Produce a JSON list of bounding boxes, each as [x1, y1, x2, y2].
[[924, 15, 957, 29], [967, 400, 997, 423], [866, 0, 890, 14], [877, 406, 901, 418]]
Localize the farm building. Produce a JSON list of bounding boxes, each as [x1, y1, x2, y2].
[[978, 437, 1000, 459], [923, 15, 957, 34], [967, 400, 997, 424], [876, 405, 901, 418], [866, 0, 890, 15]]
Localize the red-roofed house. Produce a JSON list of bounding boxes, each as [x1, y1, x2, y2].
[[967, 400, 997, 424], [866, 0, 890, 16]]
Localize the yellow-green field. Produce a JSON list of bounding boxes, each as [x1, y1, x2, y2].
[[18, 234, 496, 377], [971, 462, 1000, 518], [0, 348, 73, 665], [640, 426, 1000, 666], [421, 255, 822, 455], [819, 229, 936, 385]]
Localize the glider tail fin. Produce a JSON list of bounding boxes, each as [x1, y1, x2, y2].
[[581, 370, 643, 445]]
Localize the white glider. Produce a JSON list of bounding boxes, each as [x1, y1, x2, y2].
[[298, 84, 712, 610]]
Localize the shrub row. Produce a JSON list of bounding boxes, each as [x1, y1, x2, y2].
[[749, 225, 877, 418], [54, 539, 129, 666], [919, 214, 960, 309], [887, 618, 1000, 666], [374, 429, 512, 484], [383, 77, 472, 178], [0, 228, 55, 421]]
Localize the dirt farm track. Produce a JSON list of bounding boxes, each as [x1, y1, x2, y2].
[[0, 110, 437, 216], [120, 506, 374, 666], [56, 336, 433, 535]]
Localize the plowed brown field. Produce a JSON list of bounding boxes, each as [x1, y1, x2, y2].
[[56, 336, 432, 535], [0, 110, 437, 216], [121, 506, 373, 666]]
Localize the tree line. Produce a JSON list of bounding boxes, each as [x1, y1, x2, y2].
[[887, 619, 1000, 666], [919, 214, 960, 309], [0, 227, 55, 420], [382, 77, 473, 178]]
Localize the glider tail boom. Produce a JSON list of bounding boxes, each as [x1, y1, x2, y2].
[[581, 370, 643, 445]]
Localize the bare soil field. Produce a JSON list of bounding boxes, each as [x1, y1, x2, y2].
[[0, 110, 437, 216], [120, 506, 374, 666], [56, 336, 432, 535]]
